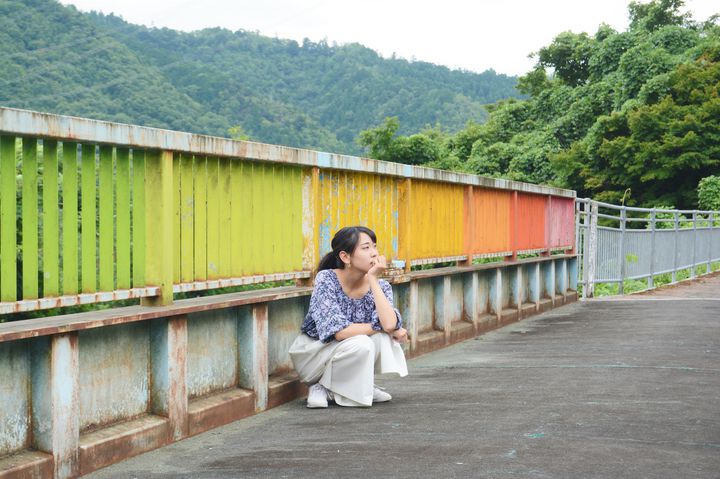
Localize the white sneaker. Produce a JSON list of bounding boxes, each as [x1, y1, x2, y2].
[[372, 385, 392, 403], [307, 383, 330, 408]]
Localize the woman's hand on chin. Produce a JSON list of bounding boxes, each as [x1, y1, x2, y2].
[[367, 255, 387, 278]]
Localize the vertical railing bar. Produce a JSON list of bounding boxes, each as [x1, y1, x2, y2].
[[21, 138, 39, 300], [691, 211, 697, 278], [586, 201, 598, 298], [648, 209, 656, 289], [618, 206, 627, 295], [672, 212, 679, 283]]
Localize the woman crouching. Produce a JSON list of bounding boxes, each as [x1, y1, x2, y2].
[[289, 226, 409, 408]]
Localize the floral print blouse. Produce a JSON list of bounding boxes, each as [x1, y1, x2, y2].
[[301, 269, 403, 342]]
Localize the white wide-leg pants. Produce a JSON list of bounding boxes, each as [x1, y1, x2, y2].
[[289, 333, 408, 407]]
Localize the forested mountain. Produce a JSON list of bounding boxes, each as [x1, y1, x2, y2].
[[0, 0, 521, 154], [359, 0, 719, 208]]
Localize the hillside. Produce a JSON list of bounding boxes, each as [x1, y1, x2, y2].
[[0, 0, 522, 154]]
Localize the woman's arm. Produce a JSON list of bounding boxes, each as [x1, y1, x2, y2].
[[368, 275, 399, 332], [334, 323, 379, 341]]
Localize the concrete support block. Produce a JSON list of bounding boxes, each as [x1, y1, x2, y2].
[[407, 280, 419, 353], [463, 272, 480, 332], [543, 260, 556, 306], [238, 304, 269, 412], [31, 333, 80, 479], [489, 268, 502, 321], [558, 259, 568, 294], [511, 266, 522, 312], [568, 257, 579, 291], [434, 276, 452, 344], [150, 316, 188, 441], [529, 263, 541, 308], [0, 341, 31, 457]]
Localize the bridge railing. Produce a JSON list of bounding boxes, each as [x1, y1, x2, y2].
[[0, 107, 575, 315], [576, 199, 720, 297]]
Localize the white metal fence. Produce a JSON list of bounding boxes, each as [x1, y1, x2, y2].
[[576, 199, 720, 297]]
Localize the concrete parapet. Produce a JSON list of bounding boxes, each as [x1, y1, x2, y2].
[[0, 255, 576, 478]]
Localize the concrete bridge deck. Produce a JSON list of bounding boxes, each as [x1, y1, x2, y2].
[[88, 277, 719, 479]]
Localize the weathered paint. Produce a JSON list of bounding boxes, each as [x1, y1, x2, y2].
[[43, 140, 60, 298], [466, 187, 512, 256], [476, 271, 491, 315], [462, 272, 479, 325], [542, 260, 556, 301], [150, 316, 188, 440], [501, 268, 512, 309], [410, 180, 464, 260], [267, 297, 308, 375], [238, 304, 269, 411], [521, 265, 531, 304], [21, 138, 39, 300], [433, 277, 452, 343], [30, 333, 80, 479], [219, 161, 303, 277], [516, 193, 547, 251], [62, 142, 79, 295], [557, 259, 568, 294], [528, 263, 541, 304], [317, 170, 398, 259], [0, 136, 17, 301], [132, 150, 147, 287], [0, 341, 30, 455], [81, 144, 97, 294], [488, 269, 501, 316], [416, 279, 435, 333], [186, 309, 238, 399], [0, 107, 574, 196], [98, 145, 114, 293], [79, 323, 150, 431], [1, 106, 579, 316], [115, 147, 131, 290], [510, 266, 522, 308], [548, 196, 575, 249], [568, 257, 579, 290], [143, 150, 174, 306]]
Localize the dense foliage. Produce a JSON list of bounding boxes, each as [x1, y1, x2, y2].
[[358, 0, 720, 209], [0, 0, 521, 155]]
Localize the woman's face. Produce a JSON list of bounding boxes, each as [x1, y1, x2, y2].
[[346, 232, 378, 273]]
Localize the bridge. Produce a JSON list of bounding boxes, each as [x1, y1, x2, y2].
[[87, 274, 720, 479], [0, 108, 717, 478]]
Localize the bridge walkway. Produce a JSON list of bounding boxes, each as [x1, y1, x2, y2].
[[88, 277, 720, 479]]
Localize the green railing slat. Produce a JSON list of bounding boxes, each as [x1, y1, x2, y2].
[[116, 148, 131, 289], [80, 145, 97, 293], [132, 150, 146, 288], [81, 144, 96, 293], [98, 145, 114, 291], [193, 156, 207, 281], [219, 158, 231, 278], [143, 150, 173, 305], [22, 138, 39, 299], [206, 157, 219, 280], [173, 153, 181, 284], [180, 154, 194, 283], [230, 160, 240, 276], [62, 142, 79, 295], [0, 136, 17, 301], [43, 140, 59, 297]]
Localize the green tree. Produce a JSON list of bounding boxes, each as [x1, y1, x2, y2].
[[698, 176, 720, 210]]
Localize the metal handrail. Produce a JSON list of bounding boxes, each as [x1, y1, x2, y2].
[[576, 199, 720, 297]]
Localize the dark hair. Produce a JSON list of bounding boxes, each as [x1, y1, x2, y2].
[[317, 226, 377, 272]]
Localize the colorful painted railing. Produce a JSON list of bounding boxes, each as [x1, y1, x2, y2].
[[0, 107, 575, 314]]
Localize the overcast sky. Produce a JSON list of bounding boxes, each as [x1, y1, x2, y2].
[[59, 0, 718, 76]]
